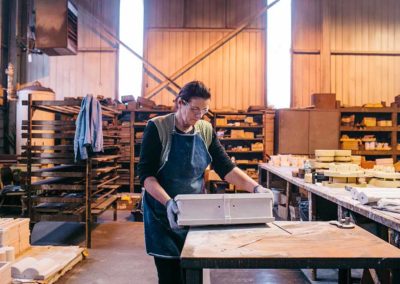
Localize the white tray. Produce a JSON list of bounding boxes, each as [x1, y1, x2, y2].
[[175, 193, 274, 226]]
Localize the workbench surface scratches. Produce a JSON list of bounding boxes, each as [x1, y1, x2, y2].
[[259, 164, 400, 230], [182, 222, 400, 259]]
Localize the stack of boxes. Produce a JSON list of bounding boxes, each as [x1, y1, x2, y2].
[[0, 218, 31, 284]]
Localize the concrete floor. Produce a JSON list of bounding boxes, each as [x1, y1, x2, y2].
[[28, 210, 342, 284]]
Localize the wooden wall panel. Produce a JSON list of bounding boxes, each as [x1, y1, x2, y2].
[[227, 0, 266, 29], [292, 0, 400, 107], [26, 0, 119, 99], [144, 30, 265, 110], [292, 0, 321, 51], [144, 0, 266, 110], [146, 0, 265, 29]]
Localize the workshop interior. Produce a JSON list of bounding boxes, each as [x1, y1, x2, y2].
[[1, 0, 400, 283]]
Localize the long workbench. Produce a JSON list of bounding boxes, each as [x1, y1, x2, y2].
[[181, 222, 400, 284], [258, 163, 400, 245]]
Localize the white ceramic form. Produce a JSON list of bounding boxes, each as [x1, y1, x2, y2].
[[175, 193, 274, 226]]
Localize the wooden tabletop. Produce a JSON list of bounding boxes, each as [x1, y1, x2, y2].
[[259, 164, 400, 232], [181, 222, 400, 269]]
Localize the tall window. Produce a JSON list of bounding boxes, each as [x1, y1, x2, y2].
[[119, 0, 144, 99], [267, 0, 291, 108]]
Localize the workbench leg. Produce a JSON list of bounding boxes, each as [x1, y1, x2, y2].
[[311, 268, 317, 281], [308, 192, 316, 221], [388, 228, 400, 248], [338, 269, 351, 284], [113, 201, 118, 221], [392, 269, 400, 284], [285, 182, 291, 221], [184, 268, 203, 284]]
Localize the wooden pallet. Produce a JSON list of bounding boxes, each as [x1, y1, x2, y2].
[[12, 246, 85, 284]]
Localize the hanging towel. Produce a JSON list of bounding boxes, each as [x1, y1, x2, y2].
[[74, 94, 104, 161]]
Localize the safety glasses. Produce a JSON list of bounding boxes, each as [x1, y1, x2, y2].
[[182, 100, 209, 115]]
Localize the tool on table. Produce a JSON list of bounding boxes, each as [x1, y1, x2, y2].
[[329, 217, 355, 229]]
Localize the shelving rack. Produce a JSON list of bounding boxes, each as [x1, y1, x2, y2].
[[21, 94, 121, 247], [117, 109, 172, 193], [339, 107, 398, 162], [212, 111, 267, 191]]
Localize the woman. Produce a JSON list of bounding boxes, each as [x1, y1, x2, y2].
[[138, 81, 272, 284]]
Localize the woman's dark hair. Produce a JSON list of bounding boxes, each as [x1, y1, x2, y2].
[[177, 81, 211, 102], [1, 167, 13, 186]]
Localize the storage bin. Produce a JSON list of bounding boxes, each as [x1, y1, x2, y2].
[[175, 193, 274, 226]]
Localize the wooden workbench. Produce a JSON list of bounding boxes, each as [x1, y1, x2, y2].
[[181, 222, 400, 284], [258, 164, 400, 241]]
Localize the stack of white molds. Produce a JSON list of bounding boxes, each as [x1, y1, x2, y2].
[[334, 150, 352, 163], [314, 150, 335, 169], [324, 163, 365, 184], [0, 218, 30, 256], [366, 165, 400, 187], [176, 193, 274, 226], [0, 218, 30, 284]]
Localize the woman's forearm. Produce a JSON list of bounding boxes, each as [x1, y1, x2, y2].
[[144, 176, 172, 206], [224, 167, 258, 193]]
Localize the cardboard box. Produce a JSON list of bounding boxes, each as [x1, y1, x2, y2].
[[311, 93, 336, 109]]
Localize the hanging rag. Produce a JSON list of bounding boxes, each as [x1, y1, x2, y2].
[[74, 94, 104, 161]]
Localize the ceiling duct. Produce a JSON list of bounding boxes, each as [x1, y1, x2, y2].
[[35, 0, 78, 56]]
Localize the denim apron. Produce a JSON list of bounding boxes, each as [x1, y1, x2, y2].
[[143, 120, 212, 258]]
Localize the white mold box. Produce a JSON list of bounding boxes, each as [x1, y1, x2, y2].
[[175, 193, 274, 226]]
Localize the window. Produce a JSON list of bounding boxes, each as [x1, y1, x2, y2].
[[119, 0, 144, 99], [267, 0, 291, 108]]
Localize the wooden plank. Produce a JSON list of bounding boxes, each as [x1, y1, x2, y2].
[[30, 171, 85, 178], [22, 120, 75, 125], [19, 158, 75, 164], [91, 155, 121, 163], [22, 125, 75, 131], [22, 133, 74, 139], [21, 153, 74, 158], [22, 145, 74, 151], [30, 184, 85, 190], [22, 100, 81, 106]]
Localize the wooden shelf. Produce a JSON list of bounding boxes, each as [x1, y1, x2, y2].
[[339, 107, 397, 113], [351, 150, 394, 156], [340, 126, 395, 132], [339, 107, 400, 162]]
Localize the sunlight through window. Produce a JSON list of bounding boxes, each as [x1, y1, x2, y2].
[[119, 0, 144, 99], [267, 0, 291, 108]]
